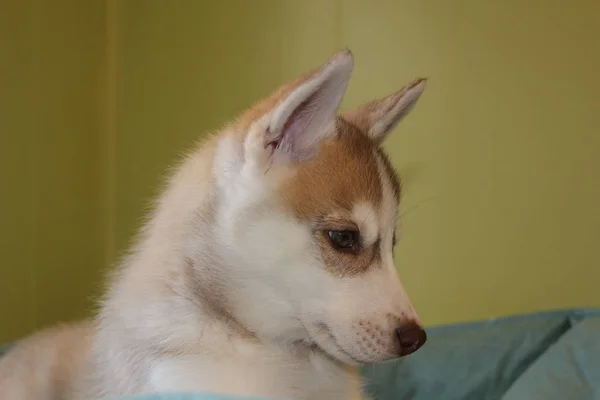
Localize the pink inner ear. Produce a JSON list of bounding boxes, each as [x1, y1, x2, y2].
[[264, 52, 353, 164], [272, 88, 326, 163]]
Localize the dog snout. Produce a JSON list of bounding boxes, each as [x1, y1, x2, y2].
[[395, 323, 427, 356]]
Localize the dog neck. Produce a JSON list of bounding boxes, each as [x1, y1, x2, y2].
[[101, 134, 296, 351]]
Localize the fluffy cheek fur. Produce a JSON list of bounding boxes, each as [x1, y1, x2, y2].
[[220, 210, 333, 343], [212, 201, 417, 365]]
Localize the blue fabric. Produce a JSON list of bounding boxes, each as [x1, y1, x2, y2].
[[501, 316, 600, 400]]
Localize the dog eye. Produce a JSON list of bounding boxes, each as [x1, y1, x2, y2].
[[327, 230, 358, 251]]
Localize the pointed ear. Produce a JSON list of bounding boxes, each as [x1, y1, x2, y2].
[[265, 50, 354, 163], [342, 78, 427, 145]]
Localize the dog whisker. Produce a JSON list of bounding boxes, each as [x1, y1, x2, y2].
[[397, 196, 440, 222]]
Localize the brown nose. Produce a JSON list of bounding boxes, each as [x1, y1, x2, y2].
[[395, 325, 427, 356]]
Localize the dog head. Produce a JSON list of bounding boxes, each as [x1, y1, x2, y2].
[[206, 50, 427, 364]]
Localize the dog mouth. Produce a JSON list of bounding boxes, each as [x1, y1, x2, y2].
[[307, 323, 362, 364]]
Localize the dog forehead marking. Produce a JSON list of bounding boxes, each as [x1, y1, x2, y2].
[[352, 202, 378, 247], [280, 118, 383, 218], [279, 118, 401, 277]]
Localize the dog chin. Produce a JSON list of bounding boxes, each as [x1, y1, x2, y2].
[[316, 342, 362, 366], [304, 323, 364, 366]]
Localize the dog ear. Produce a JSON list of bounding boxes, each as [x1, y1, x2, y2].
[[342, 78, 426, 145], [265, 50, 354, 163]]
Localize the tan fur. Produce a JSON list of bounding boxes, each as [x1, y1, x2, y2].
[[0, 50, 427, 400], [280, 118, 392, 277], [0, 322, 92, 400]]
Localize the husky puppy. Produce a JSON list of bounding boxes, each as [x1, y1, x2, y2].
[[0, 49, 427, 400]]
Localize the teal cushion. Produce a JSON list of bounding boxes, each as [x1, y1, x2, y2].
[[501, 316, 600, 400], [361, 312, 572, 400]]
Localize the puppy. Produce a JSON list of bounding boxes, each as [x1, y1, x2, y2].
[[0, 49, 427, 400]]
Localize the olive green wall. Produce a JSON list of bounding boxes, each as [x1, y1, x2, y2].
[[1, 0, 108, 343], [2, 0, 599, 343]]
